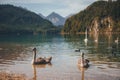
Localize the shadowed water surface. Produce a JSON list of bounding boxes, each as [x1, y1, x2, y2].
[[0, 33, 120, 80]]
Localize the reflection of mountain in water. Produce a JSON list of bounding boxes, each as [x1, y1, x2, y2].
[[0, 33, 120, 80], [62, 33, 120, 62], [0, 33, 119, 64], [0, 34, 61, 44]]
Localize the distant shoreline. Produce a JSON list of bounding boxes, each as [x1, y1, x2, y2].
[[0, 31, 119, 35], [61, 31, 120, 35]]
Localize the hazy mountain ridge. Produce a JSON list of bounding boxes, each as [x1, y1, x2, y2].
[[46, 12, 66, 26], [38, 13, 46, 19], [0, 5, 60, 34]]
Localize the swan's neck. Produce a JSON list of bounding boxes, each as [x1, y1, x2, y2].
[[32, 51, 36, 64], [81, 56, 84, 67]]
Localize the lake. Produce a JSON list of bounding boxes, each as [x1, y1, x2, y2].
[[0, 33, 120, 80]]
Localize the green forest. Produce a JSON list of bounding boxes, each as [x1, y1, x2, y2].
[[62, 0, 120, 34], [0, 5, 60, 34], [0, 0, 120, 35]]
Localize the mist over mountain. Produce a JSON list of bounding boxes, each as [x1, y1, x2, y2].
[[38, 13, 46, 19], [65, 14, 74, 19]]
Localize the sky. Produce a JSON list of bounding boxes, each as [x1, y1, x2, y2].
[[0, 0, 97, 17]]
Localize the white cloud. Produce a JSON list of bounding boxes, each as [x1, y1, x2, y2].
[[55, 0, 96, 17], [0, 0, 96, 4], [0, 0, 53, 4], [0, 0, 97, 16]]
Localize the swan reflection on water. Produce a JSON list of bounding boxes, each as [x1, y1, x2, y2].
[[32, 63, 52, 80], [78, 64, 89, 80], [77, 52, 89, 80]]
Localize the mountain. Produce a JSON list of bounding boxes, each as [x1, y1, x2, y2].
[[65, 14, 74, 19], [0, 5, 59, 34], [38, 13, 45, 19], [46, 12, 66, 26], [62, 0, 120, 34]]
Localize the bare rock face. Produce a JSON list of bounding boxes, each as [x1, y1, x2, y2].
[[46, 12, 66, 26], [89, 16, 114, 33], [63, 0, 120, 34]]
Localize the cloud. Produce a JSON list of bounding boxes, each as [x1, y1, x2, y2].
[[0, 0, 96, 17], [0, 0, 53, 4], [55, 0, 96, 16], [0, 0, 96, 4], [0, 0, 74, 4]]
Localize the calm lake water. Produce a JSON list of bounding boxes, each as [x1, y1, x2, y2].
[[0, 33, 120, 80]]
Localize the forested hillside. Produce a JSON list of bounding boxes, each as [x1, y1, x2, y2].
[[0, 5, 59, 34], [62, 0, 120, 34]]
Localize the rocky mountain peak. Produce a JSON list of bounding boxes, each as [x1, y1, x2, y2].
[[46, 12, 66, 26]]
